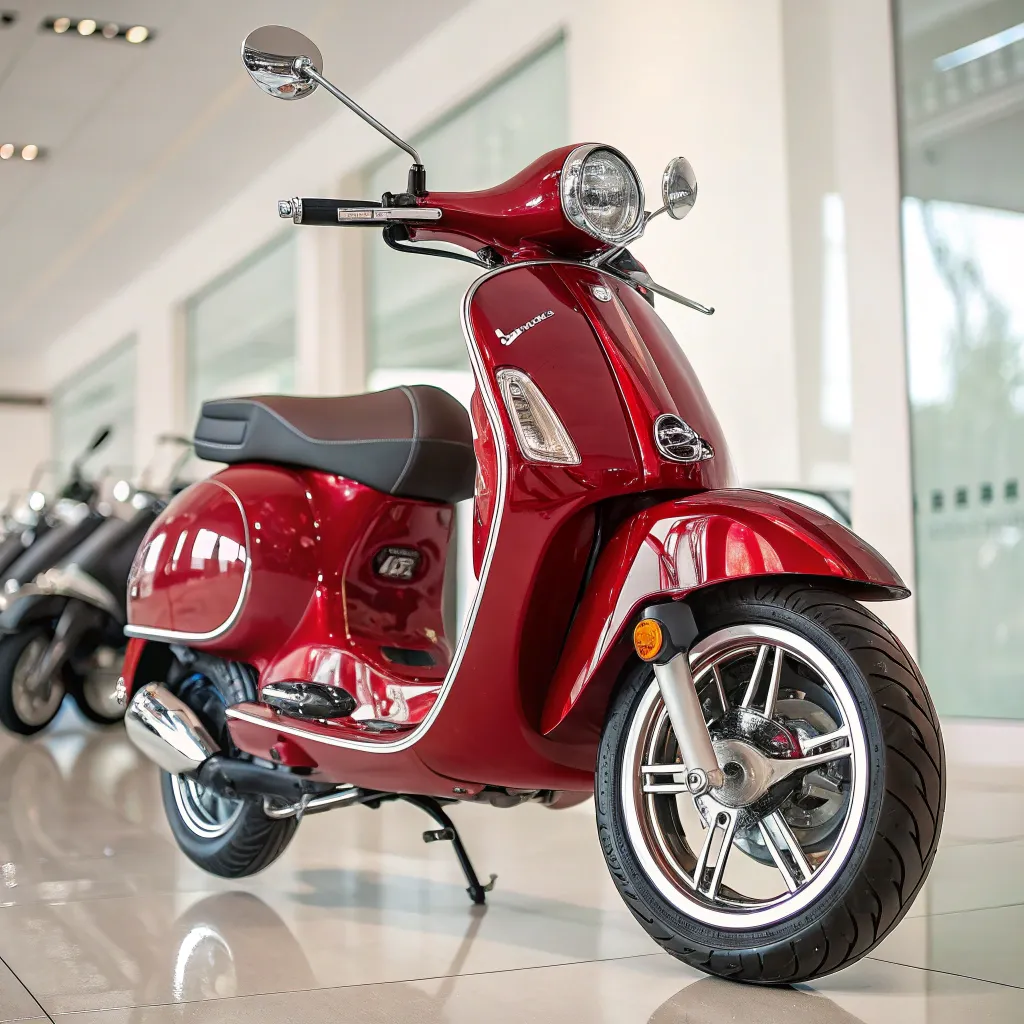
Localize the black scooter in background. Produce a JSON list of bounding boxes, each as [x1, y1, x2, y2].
[[0, 427, 113, 594], [0, 436, 190, 735]]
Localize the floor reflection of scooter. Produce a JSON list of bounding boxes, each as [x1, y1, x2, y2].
[[649, 976, 867, 1024], [0, 437, 191, 735]]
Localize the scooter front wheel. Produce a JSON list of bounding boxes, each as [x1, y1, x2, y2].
[[0, 627, 66, 735], [596, 582, 944, 984]]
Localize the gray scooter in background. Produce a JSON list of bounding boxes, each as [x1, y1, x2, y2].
[[0, 436, 191, 734]]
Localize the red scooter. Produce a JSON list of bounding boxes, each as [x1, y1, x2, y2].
[[121, 25, 944, 985]]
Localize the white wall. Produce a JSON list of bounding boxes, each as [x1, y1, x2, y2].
[[0, 404, 51, 505]]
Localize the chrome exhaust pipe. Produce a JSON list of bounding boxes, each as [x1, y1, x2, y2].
[[124, 682, 220, 775]]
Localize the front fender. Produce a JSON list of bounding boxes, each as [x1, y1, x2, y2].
[[540, 488, 907, 738]]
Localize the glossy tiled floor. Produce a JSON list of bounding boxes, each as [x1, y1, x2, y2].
[[1, 707, 1022, 1022]]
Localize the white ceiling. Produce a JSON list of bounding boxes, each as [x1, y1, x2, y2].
[[0, 0, 469, 357]]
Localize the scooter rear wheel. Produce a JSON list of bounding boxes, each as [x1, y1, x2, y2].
[[596, 581, 944, 984], [160, 657, 298, 877], [0, 626, 65, 735]]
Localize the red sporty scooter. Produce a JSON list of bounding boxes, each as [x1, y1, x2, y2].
[[121, 25, 944, 985]]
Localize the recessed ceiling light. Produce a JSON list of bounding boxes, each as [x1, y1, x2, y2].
[[21, 144, 39, 161], [0, 143, 13, 160], [42, 16, 154, 43]]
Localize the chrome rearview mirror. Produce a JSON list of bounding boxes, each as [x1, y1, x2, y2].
[[661, 156, 697, 220], [241, 25, 323, 101], [241, 24, 426, 194]]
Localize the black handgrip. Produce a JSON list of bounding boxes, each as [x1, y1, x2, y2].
[[280, 198, 383, 225]]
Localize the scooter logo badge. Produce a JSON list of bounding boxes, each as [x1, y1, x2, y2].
[[495, 309, 554, 346]]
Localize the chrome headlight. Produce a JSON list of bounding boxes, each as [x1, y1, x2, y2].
[[560, 144, 644, 245]]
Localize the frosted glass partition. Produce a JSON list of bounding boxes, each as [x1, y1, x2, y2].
[[52, 337, 137, 486], [185, 235, 297, 430], [895, 0, 1024, 718]]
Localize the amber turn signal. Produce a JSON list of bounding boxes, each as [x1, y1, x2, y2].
[[633, 618, 664, 662]]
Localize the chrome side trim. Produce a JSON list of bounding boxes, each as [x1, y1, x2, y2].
[[124, 479, 252, 644]]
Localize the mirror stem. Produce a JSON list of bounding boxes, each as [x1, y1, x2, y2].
[[298, 61, 426, 193]]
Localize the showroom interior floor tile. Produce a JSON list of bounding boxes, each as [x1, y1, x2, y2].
[[1, 707, 1021, 1022]]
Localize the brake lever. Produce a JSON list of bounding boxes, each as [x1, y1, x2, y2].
[[628, 271, 714, 315]]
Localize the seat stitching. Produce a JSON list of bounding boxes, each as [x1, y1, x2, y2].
[[392, 386, 420, 493]]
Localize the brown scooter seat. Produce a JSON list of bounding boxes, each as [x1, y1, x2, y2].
[[193, 385, 476, 504]]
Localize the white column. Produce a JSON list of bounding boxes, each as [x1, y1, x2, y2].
[[295, 175, 367, 397], [829, 0, 919, 652], [568, 0, 801, 486], [132, 310, 185, 473]]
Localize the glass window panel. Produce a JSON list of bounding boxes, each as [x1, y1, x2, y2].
[[364, 40, 567, 633], [185, 235, 297, 428], [52, 337, 137, 484], [366, 39, 567, 379], [895, 0, 1024, 718]]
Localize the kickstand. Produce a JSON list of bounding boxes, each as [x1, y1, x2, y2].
[[401, 794, 497, 904]]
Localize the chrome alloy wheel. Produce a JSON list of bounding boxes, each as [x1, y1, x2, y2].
[[620, 624, 869, 930], [11, 636, 65, 727], [170, 774, 244, 840]]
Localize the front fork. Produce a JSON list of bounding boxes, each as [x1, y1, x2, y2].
[[28, 602, 102, 694], [634, 602, 724, 796]]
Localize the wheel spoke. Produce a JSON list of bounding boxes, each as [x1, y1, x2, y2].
[[693, 808, 737, 900], [766, 743, 852, 786], [740, 645, 769, 708], [761, 811, 813, 886], [762, 646, 784, 717], [640, 763, 688, 795], [757, 818, 801, 892], [800, 725, 850, 753], [711, 665, 728, 714]]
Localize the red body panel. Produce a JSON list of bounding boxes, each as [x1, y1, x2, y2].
[[124, 260, 907, 800], [408, 146, 601, 262], [540, 489, 907, 741], [129, 479, 250, 636]]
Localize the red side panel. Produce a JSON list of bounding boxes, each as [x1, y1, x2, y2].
[[541, 489, 910, 740], [128, 479, 249, 637]]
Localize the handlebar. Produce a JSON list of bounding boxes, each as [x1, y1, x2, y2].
[[278, 197, 442, 226]]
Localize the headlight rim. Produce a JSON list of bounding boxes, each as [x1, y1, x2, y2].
[[560, 143, 645, 246]]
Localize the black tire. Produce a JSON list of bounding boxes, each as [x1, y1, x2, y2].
[[68, 653, 127, 726], [71, 688, 125, 725], [596, 580, 944, 985], [160, 655, 298, 878], [0, 626, 65, 735]]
